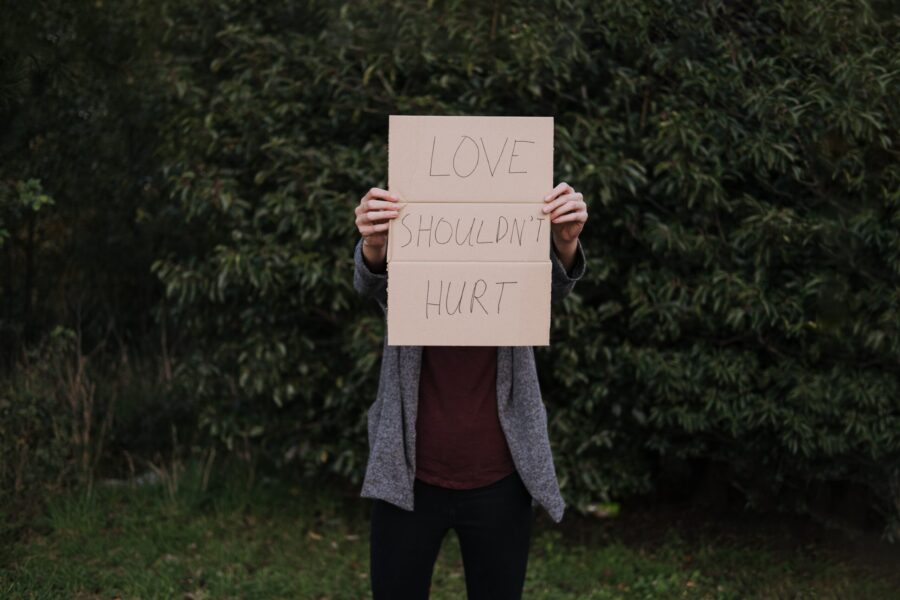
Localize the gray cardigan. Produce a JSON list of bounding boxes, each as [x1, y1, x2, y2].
[[353, 236, 586, 523]]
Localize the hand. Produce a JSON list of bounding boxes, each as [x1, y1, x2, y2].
[[543, 182, 587, 272], [543, 182, 588, 247], [355, 187, 402, 271]]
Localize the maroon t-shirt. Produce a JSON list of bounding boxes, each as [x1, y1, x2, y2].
[[415, 345, 517, 489]]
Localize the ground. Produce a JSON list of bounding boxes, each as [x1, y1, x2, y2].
[[2, 462, 898, 599]]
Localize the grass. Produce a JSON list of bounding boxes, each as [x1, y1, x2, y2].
[[1, 461, 898, 599]]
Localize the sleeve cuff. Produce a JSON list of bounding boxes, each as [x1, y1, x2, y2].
[[550, 238, 586, 282], [354, 237, 387, 279]]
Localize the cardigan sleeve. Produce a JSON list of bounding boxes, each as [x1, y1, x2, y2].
[[549, 237, 587, 304], [353, 237, 388, 312]]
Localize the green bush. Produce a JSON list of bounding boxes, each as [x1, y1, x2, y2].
[[0, 328, 100, 530], [78, 0, 900, 540], [0, 325, 193, 537]]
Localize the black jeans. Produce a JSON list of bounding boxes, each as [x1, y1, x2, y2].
[[370, 469, 534, 599]]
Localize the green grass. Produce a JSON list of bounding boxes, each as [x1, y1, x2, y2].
[[1, 462, 897, 599]]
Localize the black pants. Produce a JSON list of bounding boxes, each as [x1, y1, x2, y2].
[[370, 469, 534, 599]]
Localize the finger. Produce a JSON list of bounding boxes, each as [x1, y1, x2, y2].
[[359, 211, 399, 226], [363, 188, 401, 203], [361, 197, 401, 215], [365, 199, 404, 211], [542, 192, 582, 214], [543, 182, 574, 203], [550, 198, 586, 220], [544, 182, 573, 202], [366, 210, 400, 222], [551, 210, 588, 224]]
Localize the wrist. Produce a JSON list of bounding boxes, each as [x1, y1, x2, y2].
[[361, 238, 387, 273], [552, 234, 577, 252], [551, 235, 577, 273]]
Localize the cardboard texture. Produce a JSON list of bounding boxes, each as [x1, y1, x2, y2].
[[386, 115, 554, 346], [387, 203, 551, 263], [389, 115, 553, 203], [386, 261, 551, 346]]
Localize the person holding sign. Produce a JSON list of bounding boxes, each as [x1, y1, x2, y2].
[[353, 181, 587, 599]]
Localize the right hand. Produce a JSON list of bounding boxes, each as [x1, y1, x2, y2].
[[354, 187, 402, 251]]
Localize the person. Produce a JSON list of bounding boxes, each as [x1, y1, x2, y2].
[[353, 182, 588, 599]]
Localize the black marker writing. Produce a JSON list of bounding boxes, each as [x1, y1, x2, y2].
[[496, 281, 518, 313], [508, 139, 534, 174], [471, 279, 488, 314], [426, 135, 539, 178], [480, 137, 508, 176], [496, 216, 508, 243], [425, 279, 441, 318], [416, 215, 434, 247], [399, 213, 413, 247], [476, 219, 491, 244], [510, 217, 525, 245], [423, 278, 515, 317], [434, 217, 452, 245], [399, 211, 545, 249], [429, 136, 450, 176], [445, 280, 466, 315], [452, 135, 479, 178], [455, 217, 475, 246]]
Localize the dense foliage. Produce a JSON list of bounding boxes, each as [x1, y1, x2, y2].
[[0, 0, 167, 363], [2, 0, 899, 538]]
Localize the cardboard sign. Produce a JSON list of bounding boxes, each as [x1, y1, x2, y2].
[[389, 115, 553, 203], [386, 115, 553, 346]]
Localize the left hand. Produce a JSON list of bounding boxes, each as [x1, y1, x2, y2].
[[543, 182, 588, 246]]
